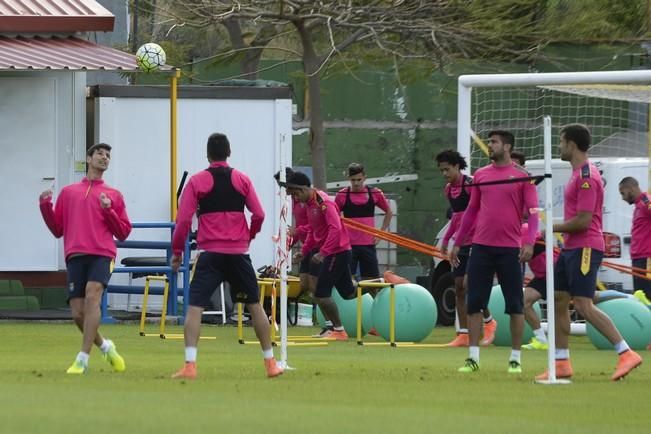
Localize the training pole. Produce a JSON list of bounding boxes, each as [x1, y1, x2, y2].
[[278, 133, 289, 369], [538, 115, 569, 385], [170, 69, 180, 221]]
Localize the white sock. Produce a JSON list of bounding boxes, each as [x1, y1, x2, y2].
[[99, 339, 112, 353], [555, 348, 569, 360], [185, 347, 197, 363], [483, 315, 493, 324], [510, 349, 521, 364], [614, 340, 630, 354], [324, 320, 333, 328], [333, 326, 344, 331], [262, 348, 274, 359], [458, 328, 468, 334], [76, 352, 90, 365], [533, 328, 548, 343], [469, 346, 480, 363]]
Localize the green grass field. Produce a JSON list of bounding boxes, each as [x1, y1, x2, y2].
[[0, 322, 647, 434]]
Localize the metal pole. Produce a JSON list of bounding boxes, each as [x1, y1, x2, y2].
[[543, 115, 558, 383], [170, 69, 180, 221], [279, 133, 289, 368], [457, 82, 472, 166]]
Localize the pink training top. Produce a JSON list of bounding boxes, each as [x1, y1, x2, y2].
[[455, 162, 539, 248], [630, 192, 651, 259], [39, 178, 132, 260], [521, 224, 559, 279], [301, 190, 351, 257], [562, 162, 604, 251], [292, 197, 310, 244], [335, 186, 391, 245], [172, 161, 264, 255], [442, 176, 475, 247]]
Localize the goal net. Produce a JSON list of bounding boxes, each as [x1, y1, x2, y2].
[[469, 83, 650, 169]]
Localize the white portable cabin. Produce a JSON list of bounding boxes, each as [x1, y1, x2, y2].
[[0, 0, 136, 279], [88, 85, 293, 310]]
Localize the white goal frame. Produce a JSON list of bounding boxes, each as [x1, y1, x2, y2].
[[457, 70, 651, 384]]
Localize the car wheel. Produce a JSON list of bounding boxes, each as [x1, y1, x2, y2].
[[432, 271, 456, 326]]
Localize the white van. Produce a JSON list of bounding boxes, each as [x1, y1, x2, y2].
[[527, 157, 648, 291], [421, 157, 649, 325]]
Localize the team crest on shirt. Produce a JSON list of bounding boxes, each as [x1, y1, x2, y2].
[[642, 195, 651, 209], [315, 194, 328, 212], [581, 181, 590, 189]]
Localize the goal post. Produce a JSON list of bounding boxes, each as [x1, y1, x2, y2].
[[456, 70, 651, 383]]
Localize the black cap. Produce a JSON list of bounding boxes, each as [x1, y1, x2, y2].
[[274, 167, 294, 186], [280, 170, 311, 188]]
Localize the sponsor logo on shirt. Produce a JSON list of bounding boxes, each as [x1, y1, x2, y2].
[[581, 181, 590, 189]]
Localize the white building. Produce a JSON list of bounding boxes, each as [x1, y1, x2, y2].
[[0, 1, 293, 307]]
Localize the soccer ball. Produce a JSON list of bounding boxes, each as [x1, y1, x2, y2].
[[136, 43, 166, 72]]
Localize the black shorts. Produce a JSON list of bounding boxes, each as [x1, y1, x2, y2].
[[189, 252, 259, 308], [466, 244, 523, 315], [527, 277, 547, 300], [299, 249, 318, 274], [66, 255, 113, 301], [554, 248, 604, 298], [632, 257, 651, 298], [452, 245, 471, 278], [312, 250, 355, 299], [350, 245, 380, 279]]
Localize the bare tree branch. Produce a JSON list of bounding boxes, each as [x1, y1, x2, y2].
[[140, 0, 597, 188]]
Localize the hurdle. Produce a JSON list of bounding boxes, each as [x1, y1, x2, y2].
[[394, 342, 448, 348], [237, 279, 329, 347], [263, 278, 332, 346], [139, 275, 216, 340], [139, 276, 174, 339], [355, 281, 393, 346], [355, 280, 418, 347]]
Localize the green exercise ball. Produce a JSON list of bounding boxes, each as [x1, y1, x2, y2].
[[488, 285, 541, 347], [587, 298, 651, 350], [316, 290, 374, 336], [371, 283, 436, 342]]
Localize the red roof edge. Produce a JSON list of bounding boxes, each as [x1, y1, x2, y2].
[[0, 16, 114, 33]]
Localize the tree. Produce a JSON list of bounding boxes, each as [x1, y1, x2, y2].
[[221, 18, 281, 80], [142, 0, 644, 187], [542, 0, 647, 42]]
